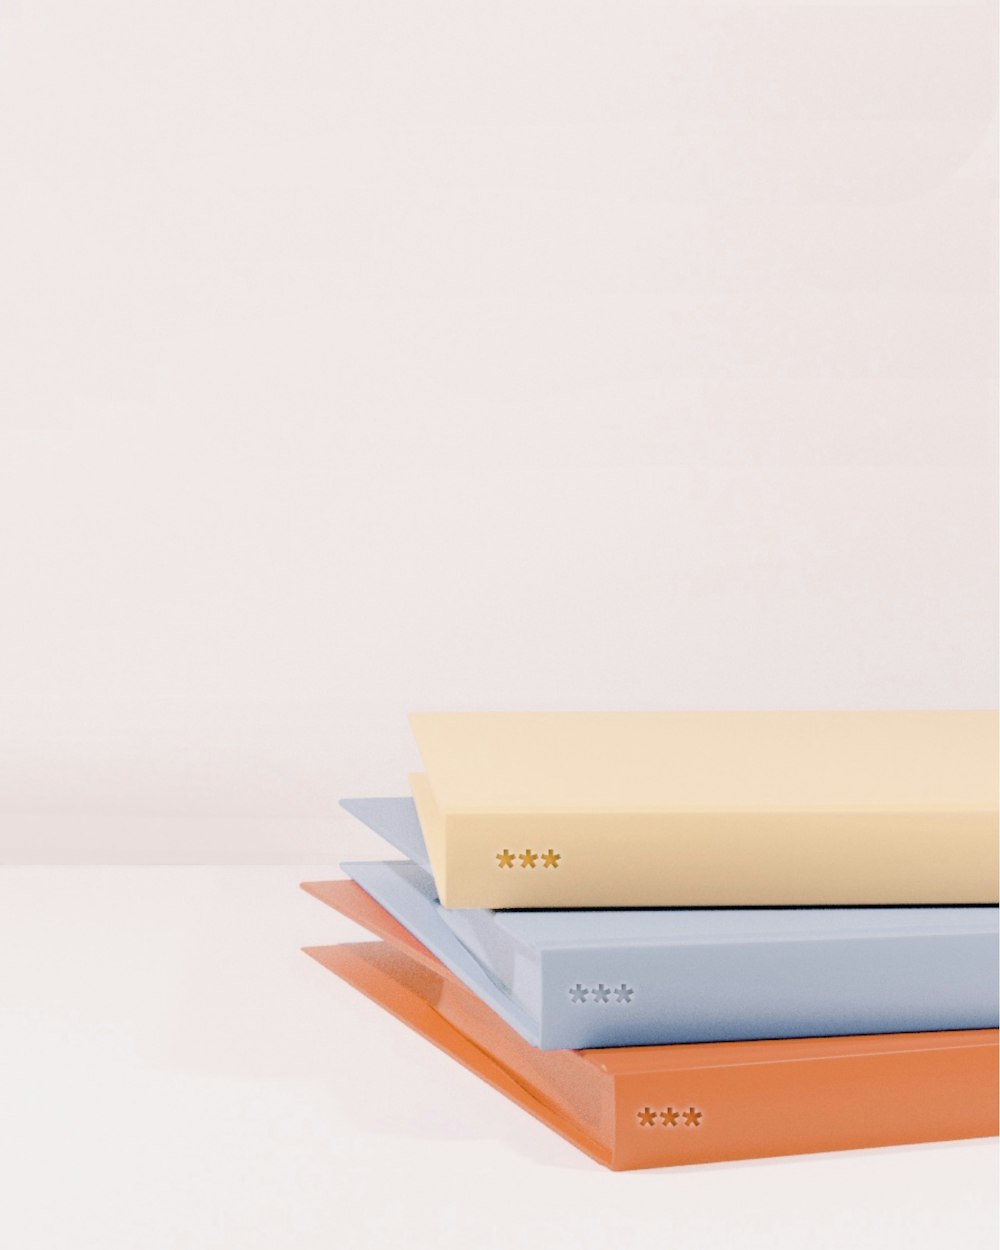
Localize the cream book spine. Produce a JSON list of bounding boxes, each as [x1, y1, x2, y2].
[[408, 710, 998, 909]]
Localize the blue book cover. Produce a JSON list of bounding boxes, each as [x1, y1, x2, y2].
[[338, 797, 1000, 1050]]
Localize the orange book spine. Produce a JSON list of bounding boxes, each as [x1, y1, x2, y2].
[[611, 1035, 998, 1170]]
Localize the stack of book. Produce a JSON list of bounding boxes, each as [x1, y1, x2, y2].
[[303, 711, 999, 1170]]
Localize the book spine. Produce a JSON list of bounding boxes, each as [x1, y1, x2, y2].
[[537, 931, 999, 1050], [440, 808, 997, 908], [612, 1034, 999, 1169]]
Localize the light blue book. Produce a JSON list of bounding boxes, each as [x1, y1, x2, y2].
[[339, 798, 1000, 1050]]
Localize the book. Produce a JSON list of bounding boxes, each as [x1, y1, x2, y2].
[[304, 853, 999, 1050], [407, 710, 998, 908], [303, 899, 999, 1169]]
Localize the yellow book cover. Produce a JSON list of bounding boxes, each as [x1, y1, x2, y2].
[[409, 710, 998, 909]]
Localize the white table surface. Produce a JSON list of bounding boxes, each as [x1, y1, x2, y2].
[[2, 864, 996, 1250]]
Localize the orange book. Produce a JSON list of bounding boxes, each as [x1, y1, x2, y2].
[[304, 880, 999, 1171]]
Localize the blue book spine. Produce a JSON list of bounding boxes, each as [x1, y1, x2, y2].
[[538, 930, 999, 1050]]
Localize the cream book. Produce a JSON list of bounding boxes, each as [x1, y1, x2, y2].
[[408, 710, 998, 909]]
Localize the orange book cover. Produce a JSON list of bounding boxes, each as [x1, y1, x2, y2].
[[304, 880, 999, 1171]]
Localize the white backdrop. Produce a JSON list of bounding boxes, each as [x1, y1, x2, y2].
[[1, 1, 996, 862], [1, 11, 997, 1250]]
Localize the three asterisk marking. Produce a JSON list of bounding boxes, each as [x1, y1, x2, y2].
[[634, 1105, 703, 1129], [568, 982, 634, 1004], [495, 848, 561, 868]]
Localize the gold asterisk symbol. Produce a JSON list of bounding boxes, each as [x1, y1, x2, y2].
[[683, 1107, 702, 1128], [519, 849, 538, 868], [661, 1107, 679, 1127], [541, 848, 561, 868], [496, 849, 516, 868], [636, 1107, 657, 1128]]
